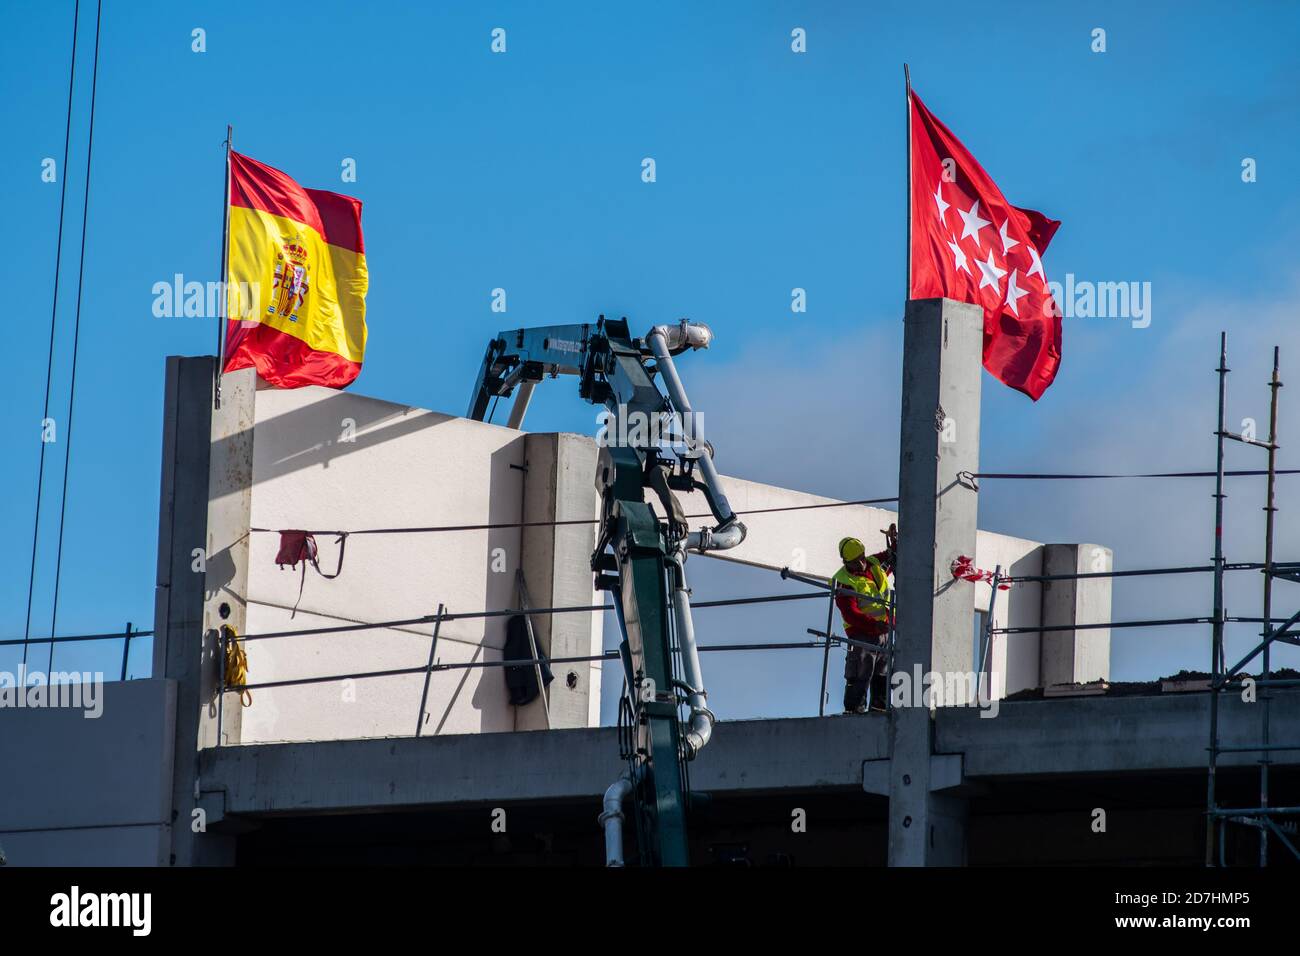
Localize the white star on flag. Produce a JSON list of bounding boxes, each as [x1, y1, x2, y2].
[[1004, 269, 1028, 315], [998, 219, 1019, 256], [946, 234, 970, 275], [976, 247, 1006, 292], [1026, 244, 1045, 283], [958, 199, 991, 248], [933, 182, 950, 224]]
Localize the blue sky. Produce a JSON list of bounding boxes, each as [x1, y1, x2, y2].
[[3, 1, 1299, 719]]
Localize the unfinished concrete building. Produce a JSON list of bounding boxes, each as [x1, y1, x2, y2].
[[2, 298, 1294, 866]]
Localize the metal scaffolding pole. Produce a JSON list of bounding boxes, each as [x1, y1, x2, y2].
[[1206, 332, 1228, 866], [1258, 346, 1281, 865], [1206, 336, 1296, 866]]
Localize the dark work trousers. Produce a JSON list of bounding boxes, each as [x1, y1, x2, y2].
[[843, 634, 888, 712]]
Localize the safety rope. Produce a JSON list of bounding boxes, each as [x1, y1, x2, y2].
[[960, 467, 1300, 489], [248, 495, 900, 537]]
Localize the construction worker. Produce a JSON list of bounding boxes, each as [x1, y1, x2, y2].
[[833, 524, 896, 714]]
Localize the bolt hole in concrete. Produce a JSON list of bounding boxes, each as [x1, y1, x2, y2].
[[566, 671, 578, 689], [218, 602, 231, 620]]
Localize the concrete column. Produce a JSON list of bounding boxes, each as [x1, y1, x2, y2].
[[202, 365, 256, 747], [152, 356, 236, 865], [516, 432, 603, 729], [1039, 543, 1112, 686], [889, 298, 983, 866]]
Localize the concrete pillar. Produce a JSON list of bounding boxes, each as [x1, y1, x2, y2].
[[516, 432, 604, 730], [152, 356, 236, 865], [889, 298, 983, 866], [203, 365, 256, 747], [1039, 543, 1112, 686]]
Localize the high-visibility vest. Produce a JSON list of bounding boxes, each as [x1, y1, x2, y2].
[[832, 557, 893, 623]]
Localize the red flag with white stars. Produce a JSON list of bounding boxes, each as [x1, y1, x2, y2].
[[909, 90, 1062, 400]]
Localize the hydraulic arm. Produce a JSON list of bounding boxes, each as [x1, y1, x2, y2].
[[468, 315, 746, 865]]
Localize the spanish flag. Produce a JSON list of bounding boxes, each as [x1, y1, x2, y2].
[[222, 151, 368, 388]]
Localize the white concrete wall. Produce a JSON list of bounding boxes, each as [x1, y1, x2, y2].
[[240, 384, 597, 742]]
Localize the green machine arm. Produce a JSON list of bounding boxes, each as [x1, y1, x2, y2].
[[469, 315, 746, 865]]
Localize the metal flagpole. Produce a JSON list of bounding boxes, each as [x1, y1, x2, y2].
[[904, 64, 912, 300], [215, 124, 232, 409]]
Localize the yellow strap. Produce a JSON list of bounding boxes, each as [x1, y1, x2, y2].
[[222, 625, 253, 707]]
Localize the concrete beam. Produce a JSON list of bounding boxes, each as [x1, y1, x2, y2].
[[936, 690, 1299, 777], [201, 715, 889, 817], [196, 692, 1299, 821]]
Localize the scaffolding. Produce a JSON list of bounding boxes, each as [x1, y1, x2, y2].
[[1205, 331, 1300, 866]]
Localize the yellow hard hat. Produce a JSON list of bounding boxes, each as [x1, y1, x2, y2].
[[838, 537, 866, 562]]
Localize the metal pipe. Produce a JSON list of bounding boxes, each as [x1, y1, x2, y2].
[[230, 640, 842, 694], [1, 628, 157, 648], [1208, 806, 1300, 817], [669, 548, 714, 757], [216, 625, 226, 749], [516, 571, 551, 728], [415, 605, 444, 737], [1213, 743, 1300, 754], [599, 770, 633, 866], [215, 124, 232, 410], [506, 380, 535, 430], [685, 521, 746, 553], [119, 622, 132, 682], [1216, 608, 1300, 687], [819, 588, 834, 717], [646, 323, 746, 549], [978, 567, 1001, 702], [994, 616, 1211, 634]]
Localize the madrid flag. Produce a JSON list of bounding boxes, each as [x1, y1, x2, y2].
[[222, 151, 368, 389], [909, 90, 1061, 400]]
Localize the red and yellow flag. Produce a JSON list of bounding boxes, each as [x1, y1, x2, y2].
[[222, 151, 368, 388]]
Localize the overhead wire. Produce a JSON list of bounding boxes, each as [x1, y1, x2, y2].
[[24, 0, 81, 668], [47, 0, 103, 673]]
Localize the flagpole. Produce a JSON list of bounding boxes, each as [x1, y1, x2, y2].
[[904, 63, 912, 302], [215, 124, 232, 409]]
